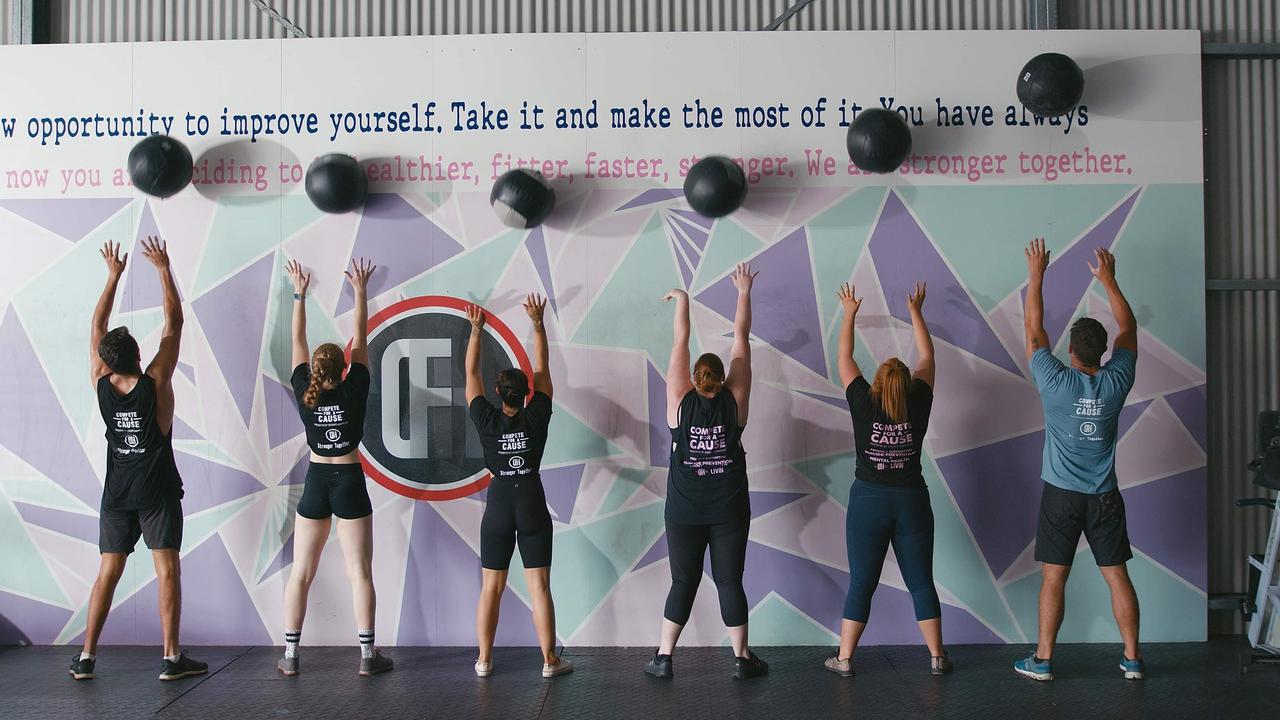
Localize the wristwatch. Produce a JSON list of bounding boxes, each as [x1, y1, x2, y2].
[[293, 293, 305, 301]]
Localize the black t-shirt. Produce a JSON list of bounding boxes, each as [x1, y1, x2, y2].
[[666, 389, 750, 524], [97, 374, 183, 510], [469, 391, 553, 482], [291, 362, 370, 457], [846, 376, 933, 489]]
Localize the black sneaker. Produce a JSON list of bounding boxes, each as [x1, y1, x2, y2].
[[644, 651, 673, 679], [69, 654, 95, 681], [158, 651, 208, 681], [733, 651, 769, 679], [358, 648, 394, 676]]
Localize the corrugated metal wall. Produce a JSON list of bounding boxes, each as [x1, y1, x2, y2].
[[5, 0, 1277, 634]]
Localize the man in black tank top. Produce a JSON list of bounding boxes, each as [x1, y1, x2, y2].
[[69, 239, 206, 683]]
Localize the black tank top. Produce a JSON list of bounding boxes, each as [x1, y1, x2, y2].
[[291, 363, 370, 457], [666, 389, 749, 524], [97, 374, 182, 510]]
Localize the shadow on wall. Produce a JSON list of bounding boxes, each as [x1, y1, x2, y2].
[[0, 613, 31, 646], [191, 139, 300, 201]]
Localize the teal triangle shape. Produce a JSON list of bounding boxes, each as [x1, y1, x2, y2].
[[401, 228, 525, 303], [896, 185, 1135, 312], [12, 203, 136, 436], [793, 452, 856, 508], [691, 218, 766, 290], [254, 485, 303, 580], [0, 486, 69, 605], [0, 472, 94, 514], [737, 594, 837, 646], [194, 196, 323, 294], [596, 467, 650, 516], [810, 187, 887, 332], [572, 213, 682, 367], [541, 402, 624, 467], [824, 326, 879, 388]]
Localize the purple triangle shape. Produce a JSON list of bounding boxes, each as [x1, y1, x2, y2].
[[262, 374, 305, 448], [541, 464, 585, 521], [525, 226, 558, 316], [634, 531, 670, 570], [0, 309, 101, 507], [0, 589, 74, 645], [743, 541, 848, 633], [647, 362, 671, 468], [1117, 399, 1153, 440], [76, 536, 271, 646], [672, 208, 714, 233], [257, 533, 294, 583], [172, 414, 203, 441], [666, 215, 705, 261], [13, 502, 99, 545], [617, 188, 683, 211], [749, 491, 808, 519], [173, 451, 265, 514], [934, 430, 1045, 577], [176, 361, 196, 384], [192, 253, 274, 425], [336, 194, 464, 315], [798, 389, 849, 412], [695, 227, 827, 376], [1026, 191, 1141, 348], [1122, 467, 1207, 591], [870, 191, 1021, 376], [122, 203, 171, 311], [1163, 385, 1206, 452], [0, 197, 130, 242]]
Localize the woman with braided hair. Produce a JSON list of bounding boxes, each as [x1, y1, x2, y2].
[[277, 257, 393, 677]]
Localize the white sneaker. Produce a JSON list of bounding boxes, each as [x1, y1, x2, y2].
[[475, 659, 493, 677], [542, 657, 574, 678]]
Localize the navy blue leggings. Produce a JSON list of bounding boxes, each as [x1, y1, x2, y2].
[[843, 480, 942, 623]]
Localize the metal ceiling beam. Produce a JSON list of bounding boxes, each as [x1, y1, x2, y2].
[[763, 0, 819, 31], [8, 0, 32, 44], [1203, 43, 1280, 59], [246, 0, 309, 39]]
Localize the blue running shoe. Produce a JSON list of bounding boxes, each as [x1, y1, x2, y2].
[[1119, 656, 1145, 680], [1013, 654, 1054, 681]]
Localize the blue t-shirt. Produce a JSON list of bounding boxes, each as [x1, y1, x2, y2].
[[1031, 347, 1137, 494]]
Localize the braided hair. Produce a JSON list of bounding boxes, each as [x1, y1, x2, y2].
[[302, 343, 345, 408]]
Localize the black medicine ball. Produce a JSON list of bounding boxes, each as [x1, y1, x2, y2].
[[846, 109, 912, 174], [682, 156, 747, 218], [490, 169, 555, 228], [305, 154, 368, 214], [128, 135, 193, 199], [1017, 52, 1085, 118]]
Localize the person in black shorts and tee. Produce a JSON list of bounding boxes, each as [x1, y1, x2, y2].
[[824, 281, 951, 678], [645, 263, 768, 681], [465, 294, 572, 679], [277, 258, 392, 678], [71, 238, 207, 683]]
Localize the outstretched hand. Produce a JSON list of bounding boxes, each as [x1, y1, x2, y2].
[[466, 303, 486, 331], [523, 293, 548, 325], [139, 236, 170, 269], [1025, 237, 1049, 280], [662, 288, 688, 303], [836, 282, 863, 315], [344, 257, 376, 293], [286, 259, 311, 294], [100, 241, 127, 277], [907, 281, 926, 313], [1088, 248, 1117, 284], [731, 262, 759, 293]]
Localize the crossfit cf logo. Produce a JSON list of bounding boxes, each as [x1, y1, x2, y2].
[[357, 296, 531, 501]]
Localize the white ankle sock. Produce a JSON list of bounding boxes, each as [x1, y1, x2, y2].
[[163, 654, 179, 663], [284, 630, 301, 659], [79, 651, 94, 661], [359, 630, 374, 659]]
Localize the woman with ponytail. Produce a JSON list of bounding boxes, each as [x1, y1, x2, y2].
[[278, 258, 393, 678], [465, 294, 572, 679], [645, 263, 767, 681], [825, 281, 949, 678]]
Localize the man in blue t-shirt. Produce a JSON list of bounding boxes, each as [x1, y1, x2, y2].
[[1013, 238, 1145, 684]]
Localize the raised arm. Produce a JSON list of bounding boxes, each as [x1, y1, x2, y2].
[[286, 259, 311, 368], [344, 257, 375, 366], [663, 288, 694, 427], [1088, 248, 1137, 356], [723, 263, 757, 424], [523, 293, 552, 398], [906, 282, 935, 387], [465, 304, 486, 404], [835, 282, 864, 388], [89, 241, 127, 383], [141, 237, 183, 384], [1024, 238, 1051, 361]]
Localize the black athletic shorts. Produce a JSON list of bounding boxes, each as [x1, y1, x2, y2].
[[480, 478, 553, 571], [1035, 481, 1133, 567], [296, 463, 372, 520], [99, 495, 183, 554]]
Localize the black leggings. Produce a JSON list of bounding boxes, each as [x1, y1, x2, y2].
[[480, 478, 553, 570], [662, 518, 750, 627]]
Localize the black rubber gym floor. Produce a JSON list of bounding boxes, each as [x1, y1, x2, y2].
[[3, 639, 1277, 719]]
